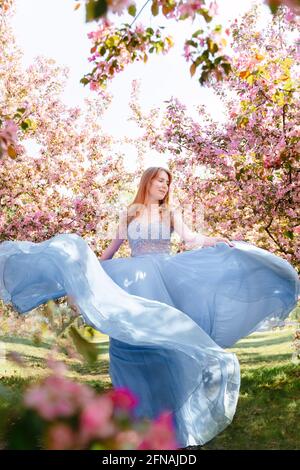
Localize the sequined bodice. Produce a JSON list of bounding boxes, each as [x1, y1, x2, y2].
[[127, 217, 173, 257]]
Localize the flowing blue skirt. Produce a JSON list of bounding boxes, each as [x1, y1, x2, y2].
[[0, 234, 299, 447]]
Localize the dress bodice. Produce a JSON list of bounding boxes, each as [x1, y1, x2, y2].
[[127, 216, 174, 257]]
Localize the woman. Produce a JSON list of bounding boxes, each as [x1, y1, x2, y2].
[[0, 166, 299, 448]]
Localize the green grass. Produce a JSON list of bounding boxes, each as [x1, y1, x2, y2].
[[202, 327, 300, 450], [0, 332, 111, 392], [0, 327, 299, 449]]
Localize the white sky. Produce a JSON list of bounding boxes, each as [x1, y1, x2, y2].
[[11, 0, 270, 170]]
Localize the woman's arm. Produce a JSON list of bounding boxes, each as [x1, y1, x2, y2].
[[99, 211, 127, 260], [172, 208, 234, 249], [99, 238, 125, 260]]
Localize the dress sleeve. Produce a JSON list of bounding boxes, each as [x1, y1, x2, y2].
[[171, 208, 207, 249]]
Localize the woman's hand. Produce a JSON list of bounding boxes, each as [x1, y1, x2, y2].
[[203, 236, 235, 248]]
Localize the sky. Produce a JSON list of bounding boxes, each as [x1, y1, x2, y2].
[[11, 0, 271, 170]]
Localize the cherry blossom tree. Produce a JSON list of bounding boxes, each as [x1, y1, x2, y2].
[[127, 5, 300, 269], [0, 3, 134, 260], [79, 0, 300, 89]]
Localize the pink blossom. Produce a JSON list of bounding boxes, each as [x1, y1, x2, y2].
[[285, 9, 296, 21], [46, 357, 68, 375], [107, 387, 139, 411], [24, 374, 94, 420], [80, 396, 115, 441], [46, 423, 75, 450], [177, 0, 204, 20], [183, 43, 192, 61], [0, 119, 19, 157], [138, 411, 178, 450], [90, 81, 99, 91], [135, 23, 145, 35], [115, 429, 141, 449], [293, 226, 300, 235], [107, 0, 134, 16]]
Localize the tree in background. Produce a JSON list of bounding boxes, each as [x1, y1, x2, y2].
[[127, 5, 300, 269], [80, 0, 300, 88]]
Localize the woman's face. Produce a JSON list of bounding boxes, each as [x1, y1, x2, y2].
[[148, 170, 170, 202]]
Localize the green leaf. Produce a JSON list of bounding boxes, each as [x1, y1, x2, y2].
[[199, 71, 209, 85], [7, 145, 17, 159], [284, 230, 294, 240], [128, 4, 136, 16], [151, 1, 159, 16], [20, 119, 30, 130], [268, 3, 279, 14], [146, 27, 154, 35], [69, 325, 101, 364], [236, 168, 245, 180], [105, 36, 117, 47], [155, 42, 163, 53], [207, 38, 218, 54], [195, 54, 206, 66], [80, 77, 90, 85], [85, 0, 108, 22], [186, 39, 198, 48], [92, 0, 108, 19], [236, 116, 249, 127], [202, 49, 209, 59], [90, 443, 108, 450], [220, 62, 232, 75], [190, 62, 197, 77], [192, 29, 204, 38], [21, 121, 29, 131], [199, 8, 212, 23], [179, 13, 190, 20]]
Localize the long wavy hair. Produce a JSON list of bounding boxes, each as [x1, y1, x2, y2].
[[126, 167, 174, 229]]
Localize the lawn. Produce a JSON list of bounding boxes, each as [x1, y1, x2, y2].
[[203, 327, 300, 450], [0, 326, 299, 450]]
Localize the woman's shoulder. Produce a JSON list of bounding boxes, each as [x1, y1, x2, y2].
[[119, 205, 140, 228]]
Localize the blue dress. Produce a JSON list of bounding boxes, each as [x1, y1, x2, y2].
[[0, 217, 299, 448]]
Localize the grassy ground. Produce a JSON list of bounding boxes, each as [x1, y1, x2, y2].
[[0, 327, 299, 450], [0, 331, 111, 392], [203, 327, 300, 450]]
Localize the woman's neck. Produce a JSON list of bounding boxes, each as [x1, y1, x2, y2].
[[145, 201, 159, 208], [137, 203, 160, 222]]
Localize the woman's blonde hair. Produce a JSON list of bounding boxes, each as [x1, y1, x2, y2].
[[126, 166, 174, 229]]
